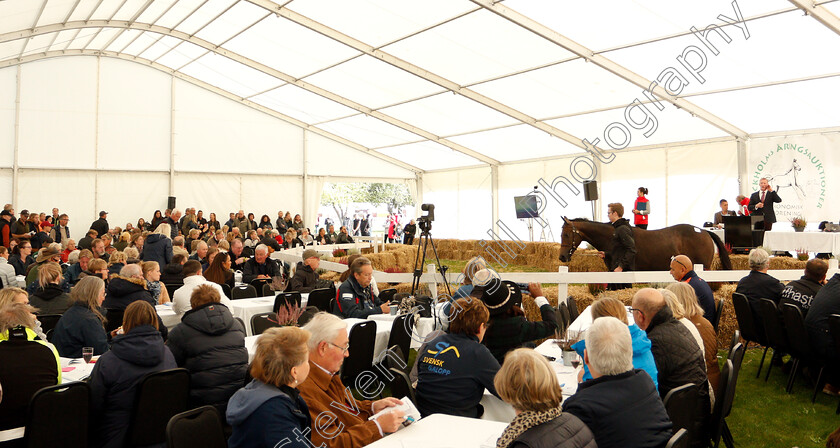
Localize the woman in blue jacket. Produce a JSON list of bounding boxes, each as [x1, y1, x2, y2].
[[52, 276, 109, 358], [88, 300, 176, 448], [227, 326, 312, 448], [572, 297, 658, 389]]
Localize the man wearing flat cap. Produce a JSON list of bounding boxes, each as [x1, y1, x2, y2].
[[286, 248, 321, 293]]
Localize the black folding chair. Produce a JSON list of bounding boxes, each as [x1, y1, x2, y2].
[[709, 360, 734, 448], [274, 292, 302, 314], [388, 367, 416, 403], [231, 284, 257, 300], [712, 297, 725, 333], [828, 315, 840, 414], [24, 382, 90, 448], [556, 302, 570, 336], [298, 306, 320, 327], [567, 297, 579, 322], [125, 368, 190, 447], [165, 283, 181, 298], [757, 299, 790, 381], [234, 316, 246, 332], [731, 292, 768, 377], [308, 288, 334, 312], [710, 343, 744, 448], [166, 405, 227, 448], [341, 320, 376, 386], [36, 314, 62, 336], [379, 288, 397, 304], [781, 303, 825, 400], [105, 308, 125, 334], [251, 312, 280, 335], [662, 383, 700, 445], [665, 428, 689, 448], [386, 314, 415, 367], [728, 329, 741, 356], [262, 283, 274, 297], [220, 283, 232, 300]]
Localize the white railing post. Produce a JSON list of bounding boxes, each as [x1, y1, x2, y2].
[[830, 258, 839, 278], [426, 264, 438, 298], [557, 265, 569, 305], [694, 264, 704, 272]]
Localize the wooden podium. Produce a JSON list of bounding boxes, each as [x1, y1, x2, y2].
[[723, 215, 765, 252]]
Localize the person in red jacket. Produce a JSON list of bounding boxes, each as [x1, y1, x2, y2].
[[632, 187, 650, 229]]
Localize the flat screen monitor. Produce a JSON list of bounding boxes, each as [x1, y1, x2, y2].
[[514, 195, 539, 219]]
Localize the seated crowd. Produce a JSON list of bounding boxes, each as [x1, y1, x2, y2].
[[2, 205, 840, 448]]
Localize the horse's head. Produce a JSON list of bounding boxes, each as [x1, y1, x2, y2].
[[559, 216, 581, 263]]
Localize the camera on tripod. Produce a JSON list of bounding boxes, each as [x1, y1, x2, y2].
[[418, 203, 435, 233]]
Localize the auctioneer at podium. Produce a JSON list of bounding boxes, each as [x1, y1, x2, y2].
[[747, 178, 782, 231]]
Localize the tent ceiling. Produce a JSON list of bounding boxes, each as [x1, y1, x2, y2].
[[1, 0, 839, 173]]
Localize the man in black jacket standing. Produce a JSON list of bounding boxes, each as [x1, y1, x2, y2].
[[748, 177, 782, 230], [89, 211, 109, 240], [600, 202, 635, 290]]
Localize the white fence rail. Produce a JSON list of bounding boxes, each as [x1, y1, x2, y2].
[[273, 243, 839, 302]]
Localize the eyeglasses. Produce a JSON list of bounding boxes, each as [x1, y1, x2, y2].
[[670, 256, 688, 270], [328, 341, 350, 354], [629, 308, 645, 318]]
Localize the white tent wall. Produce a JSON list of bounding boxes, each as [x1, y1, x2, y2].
[[600, 141, 739, 229], [498, 158, 594, 245], [0, 55, 413, 242], [173, 79, 304, 175], [422, 166, 493, 239]]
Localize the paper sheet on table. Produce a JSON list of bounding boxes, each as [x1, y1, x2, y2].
[[61, 367, 75, 372], [401, 442, 456, 448]]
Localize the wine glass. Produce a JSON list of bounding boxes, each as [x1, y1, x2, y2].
[[82, 347, 94, 364], [570, 352, 581, 369]]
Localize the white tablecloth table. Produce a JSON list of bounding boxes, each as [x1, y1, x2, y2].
[[155, 304, 180, 330], [244, 318, 390, 362], [230, 294, 309, 336], [701, 228, 840, 254], [479, 339, 583, 423], [367, 314, 438, 349], [568, 305, 634, 336], [60, 357, 97, 383], [365, 413, 507, 448], [762, 230, 840, 253]]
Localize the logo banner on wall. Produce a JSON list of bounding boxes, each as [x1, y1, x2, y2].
[[749, 134, 834, 223]]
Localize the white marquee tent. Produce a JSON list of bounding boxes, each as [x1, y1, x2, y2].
[[1, 0, 840, 242]]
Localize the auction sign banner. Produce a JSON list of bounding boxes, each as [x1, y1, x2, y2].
[[749, 134, 836, 224]]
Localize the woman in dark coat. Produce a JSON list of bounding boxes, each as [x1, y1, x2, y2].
[[140, 224, 173, 269], [88, 300, 176, 448], [52, 276, 109, 358], [30, 262, 72, 315], [226, 326, 312, 448], [167, 284, 247, 411]]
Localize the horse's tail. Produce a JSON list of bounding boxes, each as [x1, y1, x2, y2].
[[708, 230, 732, 270]]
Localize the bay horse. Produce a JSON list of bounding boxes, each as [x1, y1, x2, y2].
[[559, 217, 732, 271]]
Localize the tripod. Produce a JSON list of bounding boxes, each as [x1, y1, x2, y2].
[[411, 219, 452, 319]]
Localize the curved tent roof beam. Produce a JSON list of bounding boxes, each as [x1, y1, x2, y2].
[[0, 20, 499, 167], [0, 49, 425, 174], [467, 0, 748, 140]]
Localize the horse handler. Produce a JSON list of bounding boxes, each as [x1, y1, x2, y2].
[[599, 202, 636, 290]]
